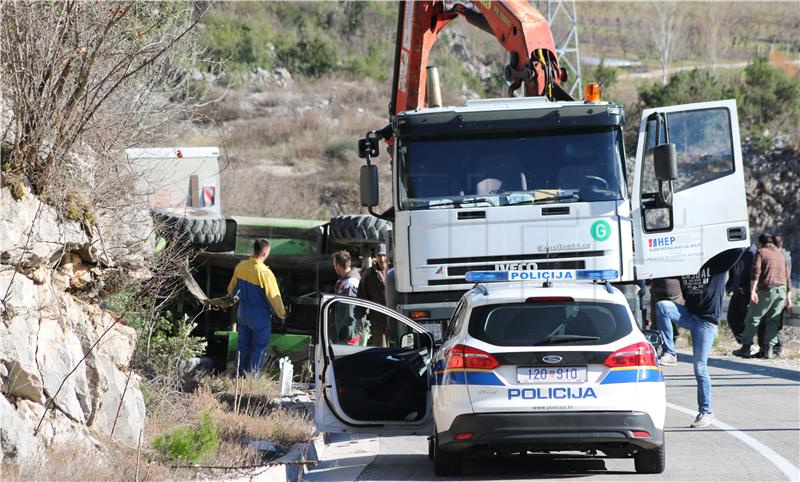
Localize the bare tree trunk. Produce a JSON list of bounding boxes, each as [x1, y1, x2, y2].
[[647, 1, 687, 86]]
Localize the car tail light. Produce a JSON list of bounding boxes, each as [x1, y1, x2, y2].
[[603, 342, 657, 368], [445, 344, 500, 370], [454, 432, 474, 440], [632, 431, 651, 438]]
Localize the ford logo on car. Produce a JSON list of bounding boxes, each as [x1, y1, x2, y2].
[[543, 355, 562, 364]]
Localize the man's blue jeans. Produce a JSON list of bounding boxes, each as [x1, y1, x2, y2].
[[237, 313, 272, 375], [656, 300, 718, 414]]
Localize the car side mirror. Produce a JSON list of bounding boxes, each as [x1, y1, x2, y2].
[[360, 164, 379, 207], [401, 332, 415, 349], [642, 329, 663, 348], [653, 143, 677, 181]]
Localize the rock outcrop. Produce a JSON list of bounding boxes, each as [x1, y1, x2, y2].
[[0, 186, 149, 463], [744, 144, 800, 280]]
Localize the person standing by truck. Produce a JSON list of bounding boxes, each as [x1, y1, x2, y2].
[[733, 233, 792, 359], [727, 242, 758, 343], [655, 250, 743, 429], [228, 239, 286, 376], [332, 250, 363, 344], [357, 244, 390, 347]]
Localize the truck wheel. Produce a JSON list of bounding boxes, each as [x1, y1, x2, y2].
[[432, 433, 463, 476], [634, 442, 666, 474], [329, 215, 391, 246], [151, 207, 226, 246]]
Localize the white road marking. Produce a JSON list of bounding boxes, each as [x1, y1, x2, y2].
[[667, 402, 800, 481]]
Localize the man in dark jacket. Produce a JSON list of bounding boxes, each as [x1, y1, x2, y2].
[[727, 243, 758, 343], [655, 249, 743, 429], [357, 244, 390, 346]]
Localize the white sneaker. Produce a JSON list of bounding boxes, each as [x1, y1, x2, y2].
[[658, 352, 677, 366], [690, 412, 714, 428]]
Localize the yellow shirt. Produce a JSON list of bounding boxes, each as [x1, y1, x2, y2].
[[227, 258, 286, 319]]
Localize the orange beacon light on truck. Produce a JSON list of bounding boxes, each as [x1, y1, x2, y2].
[[584, 82, 601, 103]]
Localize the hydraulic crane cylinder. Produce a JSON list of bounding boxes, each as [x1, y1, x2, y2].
[[426, 66, 443, 108]]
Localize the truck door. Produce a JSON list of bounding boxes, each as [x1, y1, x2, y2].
[[315, 295, 435, 435], [631, 100, 750, 279]]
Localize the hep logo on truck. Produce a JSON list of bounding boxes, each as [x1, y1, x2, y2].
[[648, 236, 677, 249]]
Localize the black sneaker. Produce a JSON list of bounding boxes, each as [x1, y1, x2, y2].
[[732, 345, 752, 358]]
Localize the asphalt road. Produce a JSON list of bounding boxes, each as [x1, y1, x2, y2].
[[305, 353, 800, 481]]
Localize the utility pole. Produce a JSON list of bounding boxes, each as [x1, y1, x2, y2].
[[534, 0, 582, 98]]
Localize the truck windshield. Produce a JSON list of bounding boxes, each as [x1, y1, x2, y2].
[[398, 128, 626, 210]]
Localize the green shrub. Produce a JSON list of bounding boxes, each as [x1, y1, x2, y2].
[[323, 138, 356, 162], [105, 291, 207, 377], [638, 68, 735, 108], [282, 34, 338, 76], [343, 44, 388, 81], [739, 57, 800, 130], [587, 59, 621, 90], [153, 411, 219, 463]]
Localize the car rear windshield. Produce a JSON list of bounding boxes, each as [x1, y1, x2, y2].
[[468, 301, 632, 346]]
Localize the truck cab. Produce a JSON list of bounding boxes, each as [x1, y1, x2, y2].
[[361, 97, 750, 331]]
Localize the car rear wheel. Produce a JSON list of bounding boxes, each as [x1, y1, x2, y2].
[[432, 433, 463, 476], [634, 442, 666, 474]]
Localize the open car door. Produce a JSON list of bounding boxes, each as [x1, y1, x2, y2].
[[315, 295, 435, 435], [631, 99, 750, 279]]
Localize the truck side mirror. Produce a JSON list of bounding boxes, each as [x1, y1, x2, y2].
[[358, 136, 380, 159], [653, 143, 678, 181], [360, 164, 379, 207]]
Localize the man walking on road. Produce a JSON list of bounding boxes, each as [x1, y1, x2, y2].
[[228, 239, 286, 376], [655, 249, 743, 428], [357, 244, 390, 347], [733, 233, 792, 359]]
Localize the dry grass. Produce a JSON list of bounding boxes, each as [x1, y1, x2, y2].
[[1, 373, 315, 481], [1, 441, 188, 482], [176, 74, 391, 219]]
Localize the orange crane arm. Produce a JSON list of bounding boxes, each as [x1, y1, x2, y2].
[[389, 0, 570, 116]]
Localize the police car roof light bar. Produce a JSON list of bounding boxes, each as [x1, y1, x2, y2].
[[464, 269, 620, 284]]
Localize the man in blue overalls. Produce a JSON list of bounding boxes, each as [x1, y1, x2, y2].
[[228, 239, 286, 376]]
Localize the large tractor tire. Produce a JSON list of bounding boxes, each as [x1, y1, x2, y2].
[[151, 207, 226, 246], [329, 214, 391, 246]]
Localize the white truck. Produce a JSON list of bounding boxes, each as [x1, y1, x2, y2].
[[358, 96, 750, 334]]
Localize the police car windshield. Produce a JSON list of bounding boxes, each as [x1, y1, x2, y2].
[[468, 301, 632, 347], [398, 128, 626, 210]]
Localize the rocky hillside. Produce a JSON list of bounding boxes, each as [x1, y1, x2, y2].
[[745, 144, 800, 277], [0, 186, 151, 463]]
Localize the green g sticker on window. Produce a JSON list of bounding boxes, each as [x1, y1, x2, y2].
[[591, 220, 611, 242]]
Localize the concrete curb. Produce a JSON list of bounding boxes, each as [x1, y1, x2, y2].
[[229, 440, 318, 482], [300, 433, 380, 481]]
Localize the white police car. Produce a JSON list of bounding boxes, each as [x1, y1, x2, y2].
[[314, 269, 666, 476]]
